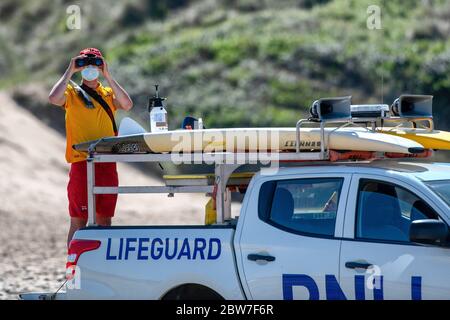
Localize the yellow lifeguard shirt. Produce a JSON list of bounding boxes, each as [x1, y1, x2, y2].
[[63, 83, 117, 163]]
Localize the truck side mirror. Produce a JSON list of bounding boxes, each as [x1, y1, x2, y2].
[[409, 219, 448, 245]]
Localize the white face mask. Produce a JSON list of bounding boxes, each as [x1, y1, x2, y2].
[[81, 66, 99, 81]]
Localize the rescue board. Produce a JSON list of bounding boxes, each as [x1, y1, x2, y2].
[[380, 129, 450, 150], [73, 126, 425, 154]]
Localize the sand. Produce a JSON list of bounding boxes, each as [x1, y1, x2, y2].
[[0, 92, 209, 299]]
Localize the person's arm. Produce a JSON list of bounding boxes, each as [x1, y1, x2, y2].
[[48, 56, 83, 107], [101, 60, 133, 111]]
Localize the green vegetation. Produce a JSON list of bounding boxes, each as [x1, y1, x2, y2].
[[1, 0, 450, 130]]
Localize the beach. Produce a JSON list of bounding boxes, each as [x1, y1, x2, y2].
[[0, 92, 207, 299]]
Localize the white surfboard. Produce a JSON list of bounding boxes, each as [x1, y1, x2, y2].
[[73, 127, 425, 154]]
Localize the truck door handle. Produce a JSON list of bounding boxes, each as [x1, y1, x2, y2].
[[247, 254, 276, 262], [345, 261, 372, 269]]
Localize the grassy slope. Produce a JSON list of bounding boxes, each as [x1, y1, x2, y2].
[[1, 0, 450, 130]]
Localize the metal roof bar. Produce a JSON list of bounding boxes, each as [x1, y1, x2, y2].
[[89, 151, 327, 163], [93, 185, 214, 195]]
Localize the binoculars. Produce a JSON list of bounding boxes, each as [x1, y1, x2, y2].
[[75, 54, 103, 68]]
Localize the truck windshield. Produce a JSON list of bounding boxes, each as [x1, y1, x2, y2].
[[425, 180, 450, 207]]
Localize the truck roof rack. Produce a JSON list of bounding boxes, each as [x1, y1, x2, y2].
[[86, 151, 431, 227], [85, 95, 434, 227], [85, 151, 333, 226]]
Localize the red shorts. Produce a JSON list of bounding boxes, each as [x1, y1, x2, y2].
[[67, 161, 118, 219]]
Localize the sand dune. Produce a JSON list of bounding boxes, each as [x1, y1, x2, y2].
[[0, 92, 207, 299]]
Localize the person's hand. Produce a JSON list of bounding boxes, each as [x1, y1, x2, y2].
[[100, 58, 111, 79], [67, 55, 85, 76]]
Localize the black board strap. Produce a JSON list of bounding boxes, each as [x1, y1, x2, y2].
[[80, 84, 118, 136], [70, 81, 95, 109]]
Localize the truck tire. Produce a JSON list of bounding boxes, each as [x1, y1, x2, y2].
[[161, 284, 224, 300]]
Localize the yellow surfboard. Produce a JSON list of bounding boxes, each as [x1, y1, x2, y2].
[[380, 129, 450, 150]]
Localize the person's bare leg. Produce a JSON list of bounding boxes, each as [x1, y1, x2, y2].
[[68, 217, 87, 248], [96, 215, 112, 227]]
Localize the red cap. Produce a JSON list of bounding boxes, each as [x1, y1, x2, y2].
[[79, 47, 103, 57]]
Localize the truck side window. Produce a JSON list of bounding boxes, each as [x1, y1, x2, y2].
[[356, 179, 439, 242], [260, 178, 344, 237]]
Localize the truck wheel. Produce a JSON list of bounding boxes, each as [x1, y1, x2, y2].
[[161, 284, 224, 300]]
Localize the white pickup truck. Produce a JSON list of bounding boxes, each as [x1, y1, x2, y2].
[[22, 160, 450, 300]]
